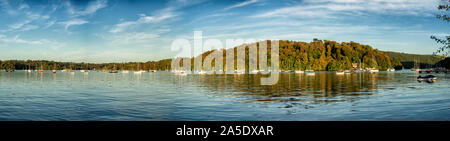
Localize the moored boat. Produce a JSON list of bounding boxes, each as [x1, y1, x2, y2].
[[295, 70, 304, 74], [335, 71, 344, 75], [417, 75, 437, 81]]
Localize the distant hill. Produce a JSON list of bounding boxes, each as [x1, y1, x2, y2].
[[382, 51, 445, 69], [1, 40, 446, 71]]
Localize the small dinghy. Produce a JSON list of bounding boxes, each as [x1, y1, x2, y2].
[[417, 75, 437, 81]]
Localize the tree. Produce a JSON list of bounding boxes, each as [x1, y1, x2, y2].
[[431, 0, 450, 56]]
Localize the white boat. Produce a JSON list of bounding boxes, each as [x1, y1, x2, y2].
[[122, 70, 129, 73], [368, 69, 379, 73], [306, 72, 315, 76], [250, 70, 259, 74], [215, 70, 224, 74], [173, 70, 187, 76], [295, 70, 304, 74], [80, 70, 85, 73], [387, 68, 395, 72], [134, 71, 143, 74], [235, 70, 245, 74], [305, 70, 315, 75], [335, 71, 345, 75], [198, 70, 206, 75], [226, 70, 235, 74]]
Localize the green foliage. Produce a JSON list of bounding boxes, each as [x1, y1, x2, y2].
[[1, 39, 399, 71], [383, 51, 444, 69], [435, 57, 450, 69]]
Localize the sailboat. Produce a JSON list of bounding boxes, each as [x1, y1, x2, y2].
[[82, 64, 89, 74], [26, 64, 32, 73], [52, 64, 57, 74], [68, 63, 74, 74], [38, 64, 44, 73], [122, 63, 129, 73], [109, 64, 118, 73], [134, 63, 145, 74], [368, 55, 379, 73], [411, 58, 420, 71]]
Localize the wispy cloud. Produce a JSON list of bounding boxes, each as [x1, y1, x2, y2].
[[109, 32, 161, 44], [0, 34, 65, 50], [110, 9, 176, 33], [1, 1, 51, 32], [0, 34, 42, 45], [224, 0, 260, 10], [65, 0, 108, 17], [252, 0, 438, 18], [59, 19, 89, 31]]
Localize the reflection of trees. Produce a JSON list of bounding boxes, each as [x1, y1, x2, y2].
[[190, 73, 393, 105]]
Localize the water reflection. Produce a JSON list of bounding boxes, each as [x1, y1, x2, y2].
[[1, 70, 449, 120], [191, 73, 383, 102]]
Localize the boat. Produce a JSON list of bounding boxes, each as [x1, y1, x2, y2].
[[215, 70, 224, 74], [305, 70, 315, 76], [295, 70, 304, 74], [110, 64, 119, 73], [80, 70, 85, 73], [197, 70, 206, 75], [133, 63, 144, 74], [411, 58, 420, 71], [335, 71, 345, 75], [52, 64, 57, 74], [109, 70, 119, 73], [250, 70, 259, 74], [417, 75, 437, 81], [122, 70, 129, 73], [367, 68, 379, 73], [387, 68, 395, 72], [235, 70, 245, 74], [173, 70, 187, 76], [344, 70, 351, 74], [26, 65, 32, 73]]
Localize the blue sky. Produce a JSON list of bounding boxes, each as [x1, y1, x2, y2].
[[0, 0, 448, 63]]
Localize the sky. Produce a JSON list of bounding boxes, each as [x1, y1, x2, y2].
[[0, 0, 448, 63]]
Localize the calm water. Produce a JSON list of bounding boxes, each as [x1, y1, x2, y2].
[[0, 70, 449, 121]]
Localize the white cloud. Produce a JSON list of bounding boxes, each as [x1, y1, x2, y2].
[[0, 34, 65, 50], [65, 0, 108, 16], [0, 34, 42, 45], [224, 0, 260, 10], [109, 32, 161, 44], [5, 8, 50, 32], [44, 20, 56, 29], [59, 19, 89, 31], [20, 25, 39, 31], [252, 0, 438, 18], [110, 9, 176, 33]]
